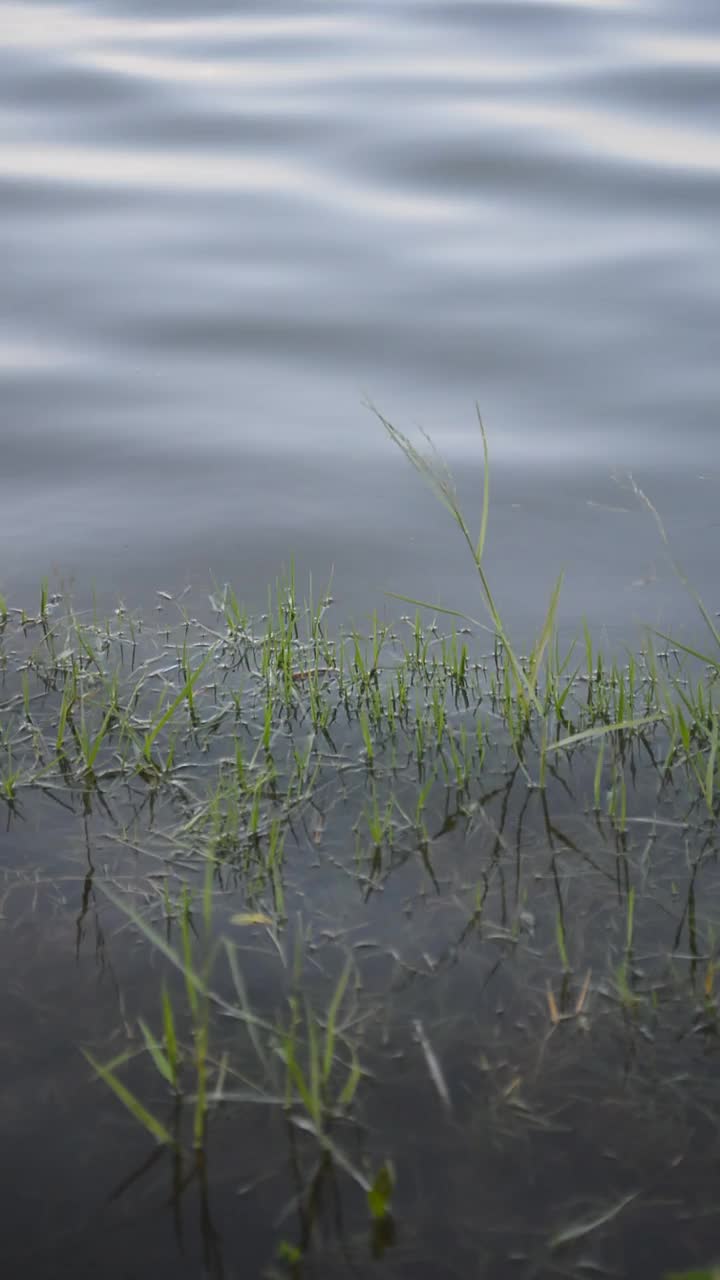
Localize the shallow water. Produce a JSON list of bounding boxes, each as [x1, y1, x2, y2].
[[4, 721, 720, 1279], [1, 0, 719, 638], [3, 604, 720, 1278]]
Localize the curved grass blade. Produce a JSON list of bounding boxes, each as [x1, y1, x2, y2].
[[83, 1050, 173, 1146], [143, 647, 214, 763], [384, 591, 489, 632], [546, 714, 663, 755], [138, 1019, 175, 1089], [550, 1191, 637, 1250]]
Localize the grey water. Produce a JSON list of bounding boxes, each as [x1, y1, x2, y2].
[[2, 7, 720, 1272], [1, 0, 719, 642]]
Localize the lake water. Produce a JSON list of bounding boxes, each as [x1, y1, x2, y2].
[[3, 4, 720, 1278], [1, 0, 719, 641]]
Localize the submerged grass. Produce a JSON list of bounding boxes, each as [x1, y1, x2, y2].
[[2, 416, 719, 1276]]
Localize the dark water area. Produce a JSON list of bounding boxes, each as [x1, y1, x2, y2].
[[3, 600, 720, 1279], [2, 2, 720, 1277], [5, 744, 720, 1279], [1, 0, 719, 639]]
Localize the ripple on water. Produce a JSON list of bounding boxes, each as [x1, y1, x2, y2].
[[0, 0, 718, 622]]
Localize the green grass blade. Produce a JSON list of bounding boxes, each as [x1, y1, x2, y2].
[[655, 631, 719, 671], [383, 592, 485, 629], [224, 941, 269, 1070], [193, 1021, 208, 1148], [322, 959, 352, 1085], [706, 712, 718, 810], [86, 705, 114, 770], [143, 648, 214, 761], [338, 1045, 362, 1109], [306, 1003, 321, 1125], [138, 1018, 174, 1087], [529, 572, 564, 691], [546, 714, 662, 755], [179, 890, 199, 1018], [284, 1050, 316, 1121], [625, 887, 635, 952], [96, 882, 207, 1003], [161, 985, 180, 1088], [474, 405, 490, 564], [83, 1050, 173, 1145]]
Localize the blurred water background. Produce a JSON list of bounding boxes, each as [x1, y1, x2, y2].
[[1, 0, 719, 641]]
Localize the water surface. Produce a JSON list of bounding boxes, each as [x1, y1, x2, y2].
[[2, 5, 720, 1276], [1, 0, 719, 637]]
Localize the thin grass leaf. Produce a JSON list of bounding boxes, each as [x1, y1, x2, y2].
[[322, 959, 352, 1085], [556, 913, 570, 972], [550, 1191, 638, 1250], [547, 986, 560, 1025], [413, 1019, 452, 1112], [211, 1050, 229, 1103], [85, 705, 114, 771], [593, 738, 605, 810], [143, 648, 214, 761], [574, 970, 592, 1016], [179, 890, 199, 1019], [529, 572, 564, 692], [224, 941, 269, 1070], [306, 1002, 321, 1123], [383, 592, 486, 631], [654, 631, 719, 670], [706, 713, 718, 810], [377, 409, 541, 713], [546, 714, 662, 755], [193, 1020, 208, 1148], [83, 1050, 173, 1146], [138, 1018, 175, 1088], [202, 1089, 285, 1105], [338, 1045, 362, 1109], [289, 1115, 371, 1195], [625, 887, 635, 952], [95, 883, 207, 1003], [474, 404, 490, 563], [202, 853, 214, 940], [284, 1052, 317, 1122], [630, 476, 720, 655], [161, 985, 180, 1088]]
